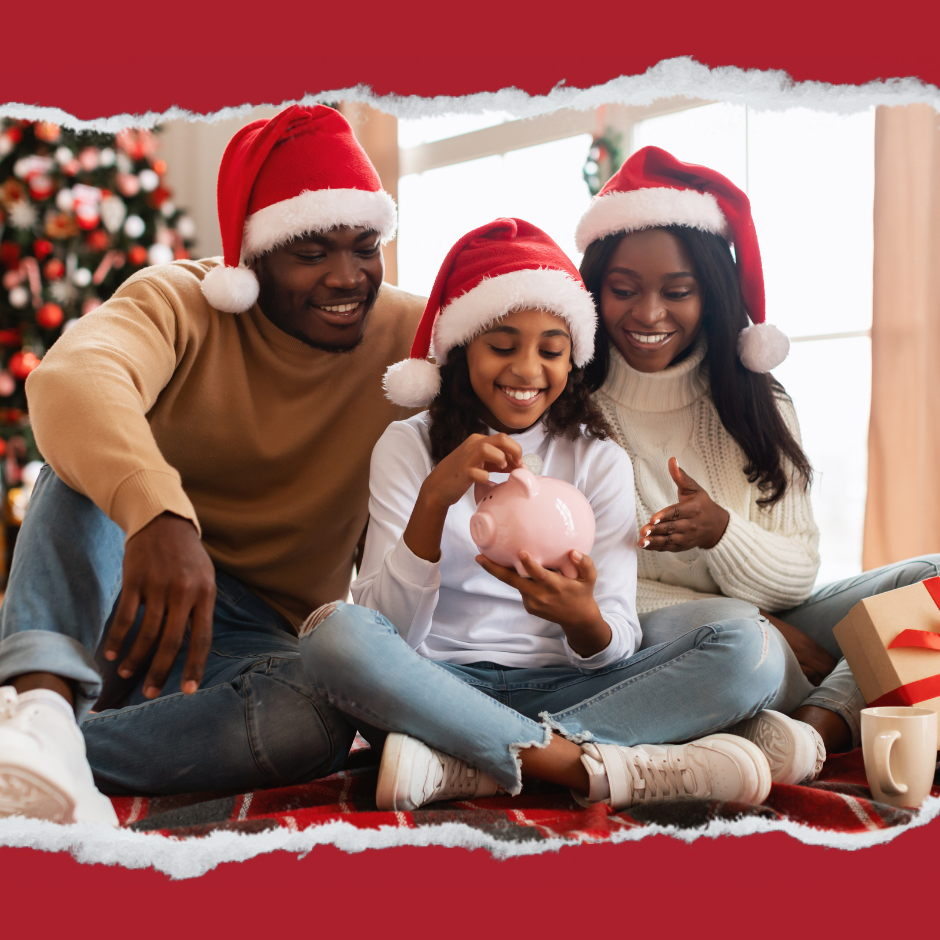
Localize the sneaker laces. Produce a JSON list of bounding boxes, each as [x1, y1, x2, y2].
[[624, 748, 698, 802], [433, 751, 486, 801]]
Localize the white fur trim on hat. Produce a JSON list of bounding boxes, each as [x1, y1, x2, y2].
[[383, 357, 442, 407], [241, 188, 398, 262], [574, 187, 731, 253], [201, 263, 260, 313], [431, 268, 597, 368], [737, 322, 789, 373]]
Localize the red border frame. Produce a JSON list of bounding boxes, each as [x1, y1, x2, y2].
[[3, 0, 940, 930]]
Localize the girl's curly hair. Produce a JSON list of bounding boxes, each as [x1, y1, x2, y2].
[[428, 342, 611, 463]]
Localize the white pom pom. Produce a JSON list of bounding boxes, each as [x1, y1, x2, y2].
[[737, 322, 789, 373], [201, 264, 259, 313], [383, 358, 441, 407]]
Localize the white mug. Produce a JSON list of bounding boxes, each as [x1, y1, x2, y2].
[[861, 706, 938, 808]]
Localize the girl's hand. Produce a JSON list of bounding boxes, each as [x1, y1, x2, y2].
[[476, 550, 612, 657], [638, 457, 730, 552], [422, 433, 523, 511], [404, 433, 523, 563]]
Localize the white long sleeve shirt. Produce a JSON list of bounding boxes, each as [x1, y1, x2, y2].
[[351, 413, 640, 671], [593, 339, 820, 615]]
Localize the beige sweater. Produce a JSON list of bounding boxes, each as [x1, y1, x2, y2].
[[593, 340, 820, 614], [26, 258, 424, 627]]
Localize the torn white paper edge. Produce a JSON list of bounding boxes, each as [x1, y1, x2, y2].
[[0, 56, 938, 131], [1, 794, 939, 880]]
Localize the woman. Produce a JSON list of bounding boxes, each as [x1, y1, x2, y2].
[[577, 145, 939, 773], [298, 218, 784, 813]]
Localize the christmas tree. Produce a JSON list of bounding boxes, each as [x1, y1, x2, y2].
[[0, 119, 195, 490]]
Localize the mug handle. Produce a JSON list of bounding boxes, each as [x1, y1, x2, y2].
[[873, 730, 908, 796]]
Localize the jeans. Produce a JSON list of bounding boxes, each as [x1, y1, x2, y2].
[[299, 601, 784, 793], [0, 466, 355, 795], [638, 555, 940, 749]]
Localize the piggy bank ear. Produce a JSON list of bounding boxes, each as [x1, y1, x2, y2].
[[474, 480, 497, 504], [508, 468, 539, 498]]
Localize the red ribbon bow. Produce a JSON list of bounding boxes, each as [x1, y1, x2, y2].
[[869, 577, 940, 708]]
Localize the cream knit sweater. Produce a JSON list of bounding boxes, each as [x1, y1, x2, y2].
[[593, 340, 820, 614]]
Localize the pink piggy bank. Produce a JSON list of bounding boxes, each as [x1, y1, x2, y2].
[[469, 468, 596, 578]]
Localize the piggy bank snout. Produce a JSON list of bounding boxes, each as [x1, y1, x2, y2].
[[469, 510, 498, 549]]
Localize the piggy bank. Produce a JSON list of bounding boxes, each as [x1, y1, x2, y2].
[[469, 467, 596, 578]]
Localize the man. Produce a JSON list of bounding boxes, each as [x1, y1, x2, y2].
[[0, 105, 424, 824]]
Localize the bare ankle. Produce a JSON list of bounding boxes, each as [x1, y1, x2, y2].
[[792, 705, 851, 754], [10, 673, 75, 707]]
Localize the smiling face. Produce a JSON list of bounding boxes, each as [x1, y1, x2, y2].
[[250, 225, 384, 351], [599, 228, 704, 373], [463, 307, 573, 434]]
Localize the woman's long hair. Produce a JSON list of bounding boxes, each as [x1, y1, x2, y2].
[[428, 343, 611, 464], [580, 226, 812, 507]]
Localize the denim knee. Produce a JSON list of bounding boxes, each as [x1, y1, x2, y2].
[[709, 617, 785, 715], [299, 602, 394, 691]]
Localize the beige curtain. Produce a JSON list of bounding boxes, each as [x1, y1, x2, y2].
[[863, 104, 940, 568]]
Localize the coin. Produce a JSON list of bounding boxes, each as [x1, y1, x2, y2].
[[522, 453, 543, 476]]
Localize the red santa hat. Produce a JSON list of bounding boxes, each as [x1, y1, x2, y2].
[[383, 218, 596, 408], [201, 104, 397, 314], [574, 146, 788, 373]]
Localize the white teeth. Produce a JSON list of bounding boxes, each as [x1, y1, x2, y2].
[[502, 387, 540, 401], [630, 332, 670, 344], [319, 303, 359, 313]]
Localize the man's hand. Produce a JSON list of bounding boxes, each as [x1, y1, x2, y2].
[[476, 550, 612, 658], [762, 611, 837, 687], [103, 512, 216, 699], [638, 458, 730, 552]]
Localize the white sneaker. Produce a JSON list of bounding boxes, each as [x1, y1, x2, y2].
[[729, 709, 826, 785], [0, 687, 118, 826], [575, 733, 773, 809], [376, 732, 500, 811]]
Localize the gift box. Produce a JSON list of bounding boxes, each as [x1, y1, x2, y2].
[[834, 577, 940, 747]]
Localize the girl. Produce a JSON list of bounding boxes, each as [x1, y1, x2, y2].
[[298, 218, 784, 812], [575, 145, 940, 777]]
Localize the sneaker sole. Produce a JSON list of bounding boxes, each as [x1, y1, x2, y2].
[[0, 764, 75, 823], [733, 712, 816, 785], [376, 733, 409, 812], [696, 733, 773, 804]]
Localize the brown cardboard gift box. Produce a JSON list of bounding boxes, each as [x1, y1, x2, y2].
[[833, 576, 940, 748]]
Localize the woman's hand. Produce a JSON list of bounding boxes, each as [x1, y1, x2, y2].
[[762, 610, 837, 687], [476, 550, 612, 657], [638, 457, 730, 552], [404, 433, 523, 563]]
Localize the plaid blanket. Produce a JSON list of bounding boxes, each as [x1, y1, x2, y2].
[[109, 740, 938, 845]]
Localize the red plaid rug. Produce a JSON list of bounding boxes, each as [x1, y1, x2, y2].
[[109, 742, 938, 845]]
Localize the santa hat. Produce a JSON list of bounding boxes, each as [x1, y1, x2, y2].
[[384, 218, 596, 408], [574, 146, 788, 373], [201, 104, 397, 314]]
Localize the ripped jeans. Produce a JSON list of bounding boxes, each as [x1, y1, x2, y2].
[[299, 602, 784, 793]]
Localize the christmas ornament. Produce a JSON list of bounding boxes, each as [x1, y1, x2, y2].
[[78, 147, 100, 172], [127, 245, 148, 266], [0, 329, 21, 346], [43, 258, 65, 279], [8, 351, 41, 380], [35, 122, 61, 143], [9, 201, 37, 229], [138, 168, 160, 192], [33, 239, 53, 260], [86, 230, 109, 252], [36, 303, 64, 329], [147, 243, 173, 266], [123, 214, 145, 239], [99, 148, 116, 168], [72, 268, 92, 287], [55, 187, 74, 211], [99, 195, 127, 233], [28, 175, 54, 201], [116, 173, 140, 197], [8, 286, 28, 308], [0, 372, 15, 396]]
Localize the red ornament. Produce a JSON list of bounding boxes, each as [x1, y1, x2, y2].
[[127, 245, 148, 266], [36, 303, 64, 329], [0, 439, 7, 458], [43, 258, 65, 280], [153, 159, 167, 175], [8, 351, 41, 380], [0, 243, 21, 268], [33, 239, 54, 260], [6, 407, 22, 423], [148, 186, 171, 208], [86, 229, 109, 252], [6, 127, 22, 144], [0, 328, 21, 347], [28, 175, 54, 200]]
